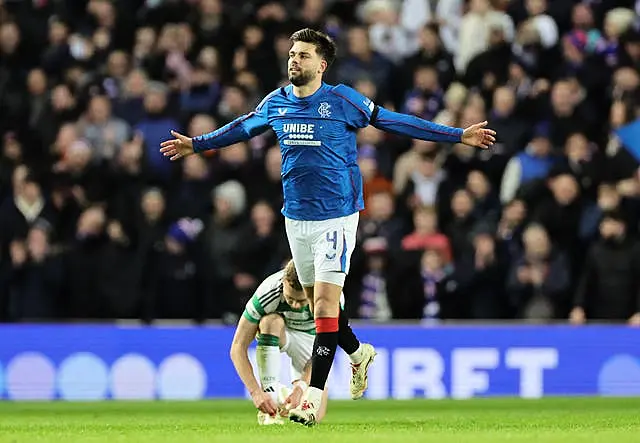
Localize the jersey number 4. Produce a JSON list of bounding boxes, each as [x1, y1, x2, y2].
[[325, 231, 338, 260]]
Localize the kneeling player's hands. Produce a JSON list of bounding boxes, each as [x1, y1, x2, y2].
[[284, 385, 305, 410], [251, 390, 278, 416], [160, 130, 194, 161]]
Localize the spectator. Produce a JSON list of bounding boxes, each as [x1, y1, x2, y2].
[[467, 169, 501, 224], [350, 236, 394, 322], [458, 225, 509, 319], [78, 95, 131, 162], [456, 0, 514, 74], [507, 223, 571, 320], [7, 220, 64, 320], [500, 122, 557, 204], [0, 168, 55, 255], [580, 183, 623, 244], [168, 155, 213, 220], [496, 198, 528, 260], [232, 201, 288, 300], [486, 86, 530, 159], [533, 172, 584, 275], [571, 211, 640, 325], [99, 218, 141, 319], [401, 23, 456, 96], [142, 217, 208, 322], [444, 188, 478, 260], [135, 82, 181, 182], [137, 187, 169, 268], [393, 139, 439, 195], [204, 180, 248, 318], [364, 0, 417, 63], [335, 26, 393, 98], [359, 144, 393, 218], [0, 0, 639, 322], [401, 247, 463, 322], [359, 191, 404, 249], [552, 132, 601, 200], [65, 206, 108, 319], [399, 151, 451, 221], [401, 206, 453, 263], [433, 83, 468, 127], [401, 65, 444, 122]]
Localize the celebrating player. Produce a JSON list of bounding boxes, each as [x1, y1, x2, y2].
[[230, 260, 375, 425], [161, 28, 495, 426]]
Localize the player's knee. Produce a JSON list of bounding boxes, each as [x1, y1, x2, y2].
[[258, 314, 285, 335]]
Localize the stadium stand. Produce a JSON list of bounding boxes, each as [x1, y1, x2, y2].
[[0, 0, 639, 325]]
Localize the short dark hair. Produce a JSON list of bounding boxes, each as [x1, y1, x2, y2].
[[290, 28, 337, 68]]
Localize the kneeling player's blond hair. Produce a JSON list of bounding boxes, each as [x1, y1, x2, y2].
[[283, 260, 303, 292]]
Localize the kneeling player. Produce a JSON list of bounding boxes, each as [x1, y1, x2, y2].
[[230, 260, 376, 424]]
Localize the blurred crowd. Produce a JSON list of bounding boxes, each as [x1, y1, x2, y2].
[[1, 0, 640, 324]]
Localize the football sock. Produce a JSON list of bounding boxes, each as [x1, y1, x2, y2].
[[338, 309, 362, 363], [306, 386, 323, 408], [348, 344, 365, 365], [256, 334, 280, 403], [309, 317, 339, 392]]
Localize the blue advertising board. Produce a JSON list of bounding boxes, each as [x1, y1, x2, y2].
[[0, 324, 638, 400]]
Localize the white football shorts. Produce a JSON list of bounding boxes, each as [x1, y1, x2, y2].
[[281, 328, 315, 382], [284, 212, 359, 288]]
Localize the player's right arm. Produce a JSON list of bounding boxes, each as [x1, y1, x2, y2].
[[159, 91, 274, 160], [229, 315, 278, 415]]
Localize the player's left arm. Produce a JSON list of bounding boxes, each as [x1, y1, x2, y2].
[[229, 316, 262, 397], [374, 107, 495, 148], [333, 84, 495, 149]]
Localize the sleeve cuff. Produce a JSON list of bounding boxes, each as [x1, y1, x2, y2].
[[243, 311, 259, 324]]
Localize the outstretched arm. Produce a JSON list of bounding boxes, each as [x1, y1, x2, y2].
[[332, 84, 495, 149], [371, 106, 496, 149], [193, 112, 270, 153], [160, 90, 275, 160], [160, 112, 270, 161], [371, 106, 462, 143]]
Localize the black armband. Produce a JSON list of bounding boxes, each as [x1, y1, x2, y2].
[[370, 104, 380, 124]]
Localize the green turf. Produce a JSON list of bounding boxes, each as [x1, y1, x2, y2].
[[0, 398, 638, 443]]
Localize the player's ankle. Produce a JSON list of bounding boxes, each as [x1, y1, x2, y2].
[[306, 386, 323, 407], [349, 344, 364, 364]]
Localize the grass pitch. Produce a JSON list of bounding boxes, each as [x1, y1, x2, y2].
[[0, 398, 638, 443]]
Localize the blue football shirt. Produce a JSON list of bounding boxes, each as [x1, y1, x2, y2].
[[192, 82, 463, 221]]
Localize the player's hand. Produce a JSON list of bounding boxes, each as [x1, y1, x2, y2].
[[461, 121, 496, 150], [284, 385, 305, 411], [160, 130, 194, 161], [251, 391, 278, 416]]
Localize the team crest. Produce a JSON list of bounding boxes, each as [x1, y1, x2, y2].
[[318, 102, 331, 118]]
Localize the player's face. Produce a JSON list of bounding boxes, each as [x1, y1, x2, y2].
[[283, 281, 308, 310], [288, 41, 325, 87]]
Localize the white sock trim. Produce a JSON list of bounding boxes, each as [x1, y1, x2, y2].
[[349, 344, 364, 364]]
